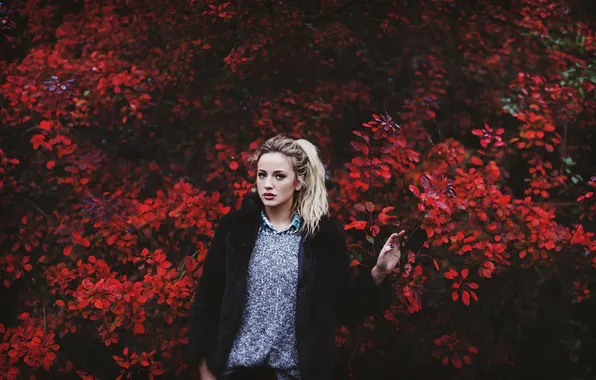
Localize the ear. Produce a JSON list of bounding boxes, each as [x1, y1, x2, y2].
[[295, 175, 305, 191]]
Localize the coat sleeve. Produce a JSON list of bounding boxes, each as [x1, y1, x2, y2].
[[187, 215, 230, 369], [330, 219, 393, 326]]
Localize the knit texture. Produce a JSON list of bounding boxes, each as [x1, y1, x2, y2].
[[225, 211, 302, 380]]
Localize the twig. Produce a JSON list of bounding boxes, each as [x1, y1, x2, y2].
[[347, 326, 362, 372], [566, 224, 581, 245], [43, 303, 47, 335], [25, 198, 51, 220], [403, 210, 428, 247], [177, 250, 200, 280]]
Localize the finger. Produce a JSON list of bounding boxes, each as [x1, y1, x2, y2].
[[390, 230, 406, 244]]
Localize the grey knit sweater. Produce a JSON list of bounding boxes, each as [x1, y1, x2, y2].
[[225, 211, 303, 380]]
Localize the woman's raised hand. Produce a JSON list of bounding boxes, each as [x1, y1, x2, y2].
[[374, 230, 406, 275]]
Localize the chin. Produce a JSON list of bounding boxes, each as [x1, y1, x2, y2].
[[262, 198, 279, 206], [260, 196, 286, 208]]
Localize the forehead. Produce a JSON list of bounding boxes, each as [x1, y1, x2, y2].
[[257, 152, 293, 171]]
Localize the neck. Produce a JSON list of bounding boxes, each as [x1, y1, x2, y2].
[[264, 203, 294, 229]]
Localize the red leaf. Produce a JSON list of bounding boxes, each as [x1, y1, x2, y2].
[[352, 130, 370, 143], [378, 170, 392, 179], [229, 161, 239, 170], [39, 121, 52, 131], [94, 299, 104, 309], [462, 290, 470, 305], [435, 200, 450, 212], [409, 185, 420, 197], [354, 204, 366, 212], [468, 346, 479, 353], [8, 350, 19, 358], [63, 245, 73, 256], [352, 221, 367, 230], [350, 141, 369, 156], [452, 291, 459, 301], [461, 268, 469, 279], [107, 235, 117, 246], [452, 353, 462, 368], [72, 233, 91, 247], [365, 202, 374, 212], [470, 156, 483, 166], [433, 259, 440, 271], [371, 225, 380, 237], [133, 323, 145, 334], [444, 270, 457, 280], [46, 161, 56, 169]]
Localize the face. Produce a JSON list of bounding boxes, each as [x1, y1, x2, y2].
[[256, 152, 303, 211]]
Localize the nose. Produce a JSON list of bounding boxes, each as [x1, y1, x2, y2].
[[264, 176, 273, 189]]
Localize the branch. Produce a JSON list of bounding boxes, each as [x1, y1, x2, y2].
[[25, 198, 51, 220]]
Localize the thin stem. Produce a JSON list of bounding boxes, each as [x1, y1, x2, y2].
[[25, 198, 51, 220], [43, 303, 47, 335], [403, 209, 428, 246]]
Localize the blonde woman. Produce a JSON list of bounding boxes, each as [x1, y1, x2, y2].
[[188, 135, 405, 380]]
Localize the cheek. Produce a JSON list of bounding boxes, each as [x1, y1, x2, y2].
[[282, 180, 297, 194]]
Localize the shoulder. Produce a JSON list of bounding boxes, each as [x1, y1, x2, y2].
[[312, 215, 346, 249], [215, 209, 249, 233], [213, 194, 261, 235], [317, 215, 344, 235]]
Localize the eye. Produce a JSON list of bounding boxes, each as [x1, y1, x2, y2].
[[275, 174, 286, 180], [258, 172, 266, 178]]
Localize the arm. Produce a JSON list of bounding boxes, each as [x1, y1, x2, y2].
[[330, 220, 394, 326], [371, 265, 391, 286], [187, 216, 230, 373]]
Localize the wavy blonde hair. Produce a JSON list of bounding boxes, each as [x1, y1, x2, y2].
[[248, 134, 329, 236]]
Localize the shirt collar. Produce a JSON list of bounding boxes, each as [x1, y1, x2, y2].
[[260, 210, 302, 234]]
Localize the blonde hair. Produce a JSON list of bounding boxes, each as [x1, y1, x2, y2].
[[248, 134, 329, 236]]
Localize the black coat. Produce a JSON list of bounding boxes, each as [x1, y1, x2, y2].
[[188, 193, 393, 379]]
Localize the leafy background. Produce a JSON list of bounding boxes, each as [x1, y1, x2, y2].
[[1, 0, 596, 379]]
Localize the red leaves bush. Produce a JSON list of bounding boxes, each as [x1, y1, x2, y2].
[[1, 0, 596, 378]]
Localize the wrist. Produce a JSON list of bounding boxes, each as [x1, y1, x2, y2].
[[372, 265, 392, 276], [371, 265, 391, 285]]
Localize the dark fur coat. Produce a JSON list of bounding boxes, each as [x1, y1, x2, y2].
[[188, 192, 392, 379]]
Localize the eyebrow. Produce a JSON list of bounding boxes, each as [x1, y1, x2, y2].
[[257, 169, 288, 174]]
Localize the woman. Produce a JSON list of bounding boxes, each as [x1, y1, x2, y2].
[[188, 135, 405, 380]]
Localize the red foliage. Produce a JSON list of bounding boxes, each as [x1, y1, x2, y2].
[[1, 0, 595, 378]]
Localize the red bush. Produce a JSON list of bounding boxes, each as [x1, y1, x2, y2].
[[1, 0, 595, 378]]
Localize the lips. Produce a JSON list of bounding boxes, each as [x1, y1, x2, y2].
[[263, 193, 276, 199]]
